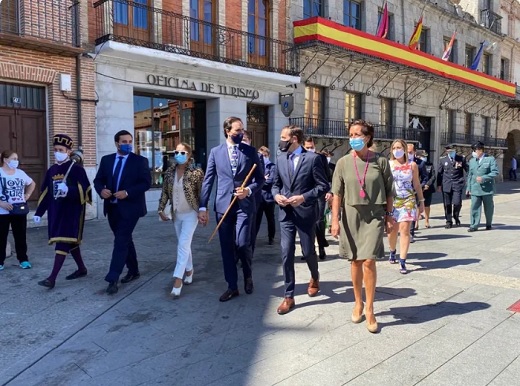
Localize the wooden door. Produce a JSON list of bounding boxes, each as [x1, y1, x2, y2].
[[0, 109, 46, 206], [113, 0, 151, 42], [247, 105, 268, 148], [189, 0, 216, 56], [247, 0, 269, 67]]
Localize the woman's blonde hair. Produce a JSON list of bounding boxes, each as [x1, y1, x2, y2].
[[389, 139, 408, 162]]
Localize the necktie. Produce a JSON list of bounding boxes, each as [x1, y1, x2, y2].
[[288, 153, 295, 179], [231, 145, 238, 176], [112, 156, 123, 192]]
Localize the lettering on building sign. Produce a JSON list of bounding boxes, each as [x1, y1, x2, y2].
[[146, 74, 260, 100]]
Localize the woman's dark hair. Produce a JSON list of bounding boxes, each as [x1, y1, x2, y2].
[[223, 116, 243, 138], [0, 150, 15, 166], [348, 119, 374, 148], [114, 130, 133, 142]]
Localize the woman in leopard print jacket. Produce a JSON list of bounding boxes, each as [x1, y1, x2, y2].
[[158, 143, 204, 298]]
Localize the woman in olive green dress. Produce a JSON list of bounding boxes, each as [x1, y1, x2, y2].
[[331, 120, 394, 333]]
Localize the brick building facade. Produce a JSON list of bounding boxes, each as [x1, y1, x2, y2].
[[0, 0, 97, 221]]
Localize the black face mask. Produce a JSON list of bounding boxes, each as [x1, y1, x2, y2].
[[278, 140, 291, 152]]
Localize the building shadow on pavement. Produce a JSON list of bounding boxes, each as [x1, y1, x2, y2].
[[376, 301, 491, 330], [410, 258, 480, 271]]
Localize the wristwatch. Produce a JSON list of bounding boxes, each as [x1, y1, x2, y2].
[[385, 211, 393, 216]]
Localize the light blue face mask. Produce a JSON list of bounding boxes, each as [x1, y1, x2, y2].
[[349, 138, 366, 151], [448, 151, 456, 158], [174, 154, 188, 164]]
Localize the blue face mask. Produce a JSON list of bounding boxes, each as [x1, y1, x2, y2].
[[119, 144, 133, 155], [174, 154, 188, 165], [349, 138, 366, 151], [448, 151, 456, 158], [231, 133, 243, 144]]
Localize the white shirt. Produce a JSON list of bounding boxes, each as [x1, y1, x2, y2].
[[512, 158, 517, 170], [172, 174, 192, 214], [0, 168, 33, 215]]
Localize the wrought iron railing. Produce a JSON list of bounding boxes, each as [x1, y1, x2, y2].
[[441, 132, 506, 147], [94, 0, 298, 75], [289, 117, 423, 142], [0, 0, 79, 46], [479, 9, 502, 35]]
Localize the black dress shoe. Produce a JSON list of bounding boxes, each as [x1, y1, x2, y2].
[[219, 289, 239, 302], [454, 220, 461, 227], [65, 270, 87, 280], [244, 278, 254, 294], [38, 279, 55, 289], [106, 282, 118, 295], [467, 228, 477, 232], [319, 247, 326, 260], [486, 225, 492, 230], [121, 272, 140, 284], [268, 238, 274, 245], [445, 223, 452, 229]]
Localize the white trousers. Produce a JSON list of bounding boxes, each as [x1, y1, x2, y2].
[[173, 211, 198, 278]]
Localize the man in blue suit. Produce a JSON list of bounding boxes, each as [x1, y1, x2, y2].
[[198, 117, 264, 302], [94, 130, 151, 294], [272, 125, 329, 315]]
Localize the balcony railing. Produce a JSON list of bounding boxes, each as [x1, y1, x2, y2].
[[289, 117, 422, 142], [0, 0, 79, 47], [480, 9, 502, 35], [94, 0, 298, 75], [441, 132, 506, 148]]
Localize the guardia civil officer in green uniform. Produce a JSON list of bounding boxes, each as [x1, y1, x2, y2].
[[466, 141, 498, 232]]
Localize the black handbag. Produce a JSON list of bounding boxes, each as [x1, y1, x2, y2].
[[9, 202, 30, 215], [0, 171, 30, 215]]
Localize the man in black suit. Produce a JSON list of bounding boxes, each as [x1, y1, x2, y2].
[[272, 125, 329, 315], [303, 137, 332, 260], [198, 117, 264, 302], [437, 144, 468, 228], [94, 130, 151, 294]]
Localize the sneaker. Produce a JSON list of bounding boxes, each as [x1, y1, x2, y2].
[[410, 236, 415, 243], [20, 261, 32, 269], [0, 265, 4, 271], [389, 250, 397, 264]]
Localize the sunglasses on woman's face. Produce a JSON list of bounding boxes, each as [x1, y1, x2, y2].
[[174, 151, 187, 156]]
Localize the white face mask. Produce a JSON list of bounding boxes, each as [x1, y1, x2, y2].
[[263, 156, 270, 165], [55, 152, 68, 163], [7, 160, 19, 169], [306, 148, 315, 153], [326, 157, 331, 163], [408, 153, 414, 161], [472, 151, 478, 158], [393, 149, 405, 159]]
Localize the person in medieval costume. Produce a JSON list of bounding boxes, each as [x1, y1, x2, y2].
[[34, 134, 92, 289]]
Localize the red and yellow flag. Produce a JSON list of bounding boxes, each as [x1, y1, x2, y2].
[[408, 16, 423, 50]]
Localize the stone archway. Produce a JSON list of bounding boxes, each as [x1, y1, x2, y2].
[[504, 129, 520, 179]]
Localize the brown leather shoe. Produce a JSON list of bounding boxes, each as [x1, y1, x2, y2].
[[307, 278, 320, 297], [277, 297, 295, 315]]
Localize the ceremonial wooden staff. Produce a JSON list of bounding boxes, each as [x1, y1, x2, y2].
[[208, 163, 257, 243]]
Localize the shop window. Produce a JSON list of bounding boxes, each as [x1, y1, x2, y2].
[[344, 0, 362, 30]]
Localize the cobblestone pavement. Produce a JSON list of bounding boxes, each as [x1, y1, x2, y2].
[[1, 182, 520, 385]]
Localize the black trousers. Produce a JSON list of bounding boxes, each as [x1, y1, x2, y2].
[[105, 204, 140, 283], [0, 214, 28, 264], [315, 197, 328, 248], [443, 190, 463, 224], [255, 200, 276, 240]]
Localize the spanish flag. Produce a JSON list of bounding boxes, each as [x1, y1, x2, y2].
[[408, 16, 423, 50]]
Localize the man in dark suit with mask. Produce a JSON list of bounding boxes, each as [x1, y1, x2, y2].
[[94, 130, 151, 294], [198, 117, 264, 302], [437, 144, 468, 228], [272, 125, 329, 315]]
